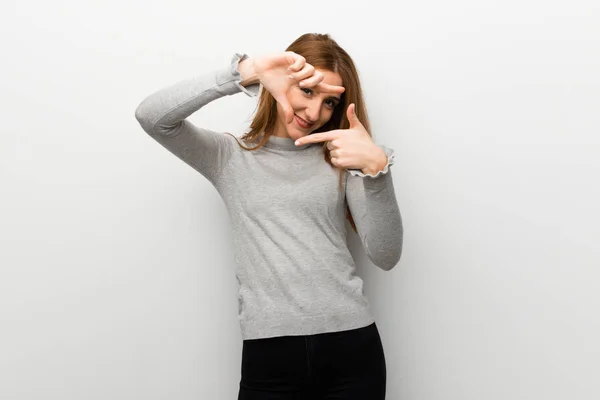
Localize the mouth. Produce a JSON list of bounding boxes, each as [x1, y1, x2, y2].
[[294, 114, 314, 129]]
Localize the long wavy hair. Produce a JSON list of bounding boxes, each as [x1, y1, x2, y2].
[[230, 33, 371, 233]]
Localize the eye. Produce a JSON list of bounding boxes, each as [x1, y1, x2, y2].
[[301, 88, 338, 109]]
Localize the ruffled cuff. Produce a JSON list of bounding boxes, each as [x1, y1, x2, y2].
[[230, 53, 261, 97], [347, 145, 396, 178]]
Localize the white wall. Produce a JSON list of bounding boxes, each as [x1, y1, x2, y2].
[[1, 0, 599, 399]]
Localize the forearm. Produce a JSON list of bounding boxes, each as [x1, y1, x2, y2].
[[361, 174, 404, 270], [346, 145, 403, 271], [135, 53, 258, 136]]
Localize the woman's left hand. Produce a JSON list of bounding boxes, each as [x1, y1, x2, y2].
[[294, 103, 388, 175]]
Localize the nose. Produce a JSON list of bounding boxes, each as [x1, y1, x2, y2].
[[305, 100, 322, 123]]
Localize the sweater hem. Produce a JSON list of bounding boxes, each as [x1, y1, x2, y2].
[[239, 309, 376, 340]]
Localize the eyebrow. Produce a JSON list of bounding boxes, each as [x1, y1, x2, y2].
[[308, 87, 342, 102]]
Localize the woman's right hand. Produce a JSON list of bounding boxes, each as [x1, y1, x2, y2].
[[245, 52, 345, 124]]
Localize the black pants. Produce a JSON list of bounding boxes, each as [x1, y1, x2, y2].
[[238, 322, 386, 399]]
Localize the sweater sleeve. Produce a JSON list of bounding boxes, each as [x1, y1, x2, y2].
[[345, 145, 403, 271], [134, 53, 259, 186]]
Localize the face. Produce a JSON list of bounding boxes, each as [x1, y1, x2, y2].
[[273, 69, 344, 140]]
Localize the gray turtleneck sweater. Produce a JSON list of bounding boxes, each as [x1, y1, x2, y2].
[[134, 53, 403, 340]]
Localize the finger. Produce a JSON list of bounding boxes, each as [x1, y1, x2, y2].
[[299, 71, 324, 88], [287, 53, 305, 72], [316, 82, 346, 94], [295, 131, 341, 146], [289, 63, 315, 81]]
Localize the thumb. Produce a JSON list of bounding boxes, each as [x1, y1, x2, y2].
[[273, 94, 294, 124], [281, 101, 294, 124], [347, 103, 361, 128]]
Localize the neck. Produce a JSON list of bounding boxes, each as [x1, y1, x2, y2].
[[272, 116, 290, 138]]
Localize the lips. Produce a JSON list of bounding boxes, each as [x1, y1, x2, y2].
[[294, 114, 313, 129]]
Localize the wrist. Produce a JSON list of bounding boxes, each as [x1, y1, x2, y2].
[[361, 146, 388, 176], [238, 57, 259, 87]]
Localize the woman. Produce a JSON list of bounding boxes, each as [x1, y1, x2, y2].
[[135, 32, 403, 399]]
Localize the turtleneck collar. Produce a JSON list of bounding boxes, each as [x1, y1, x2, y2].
[[262, 135, 313, 151]]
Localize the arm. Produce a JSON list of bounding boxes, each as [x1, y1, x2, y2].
[[134, 53, 259, 186], [345, 145, 403, 271]]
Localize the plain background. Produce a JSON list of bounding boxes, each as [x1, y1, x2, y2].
[[1, 0, 599, 399]]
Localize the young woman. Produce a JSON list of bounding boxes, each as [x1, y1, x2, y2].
[[135, 33, 403, 400]]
